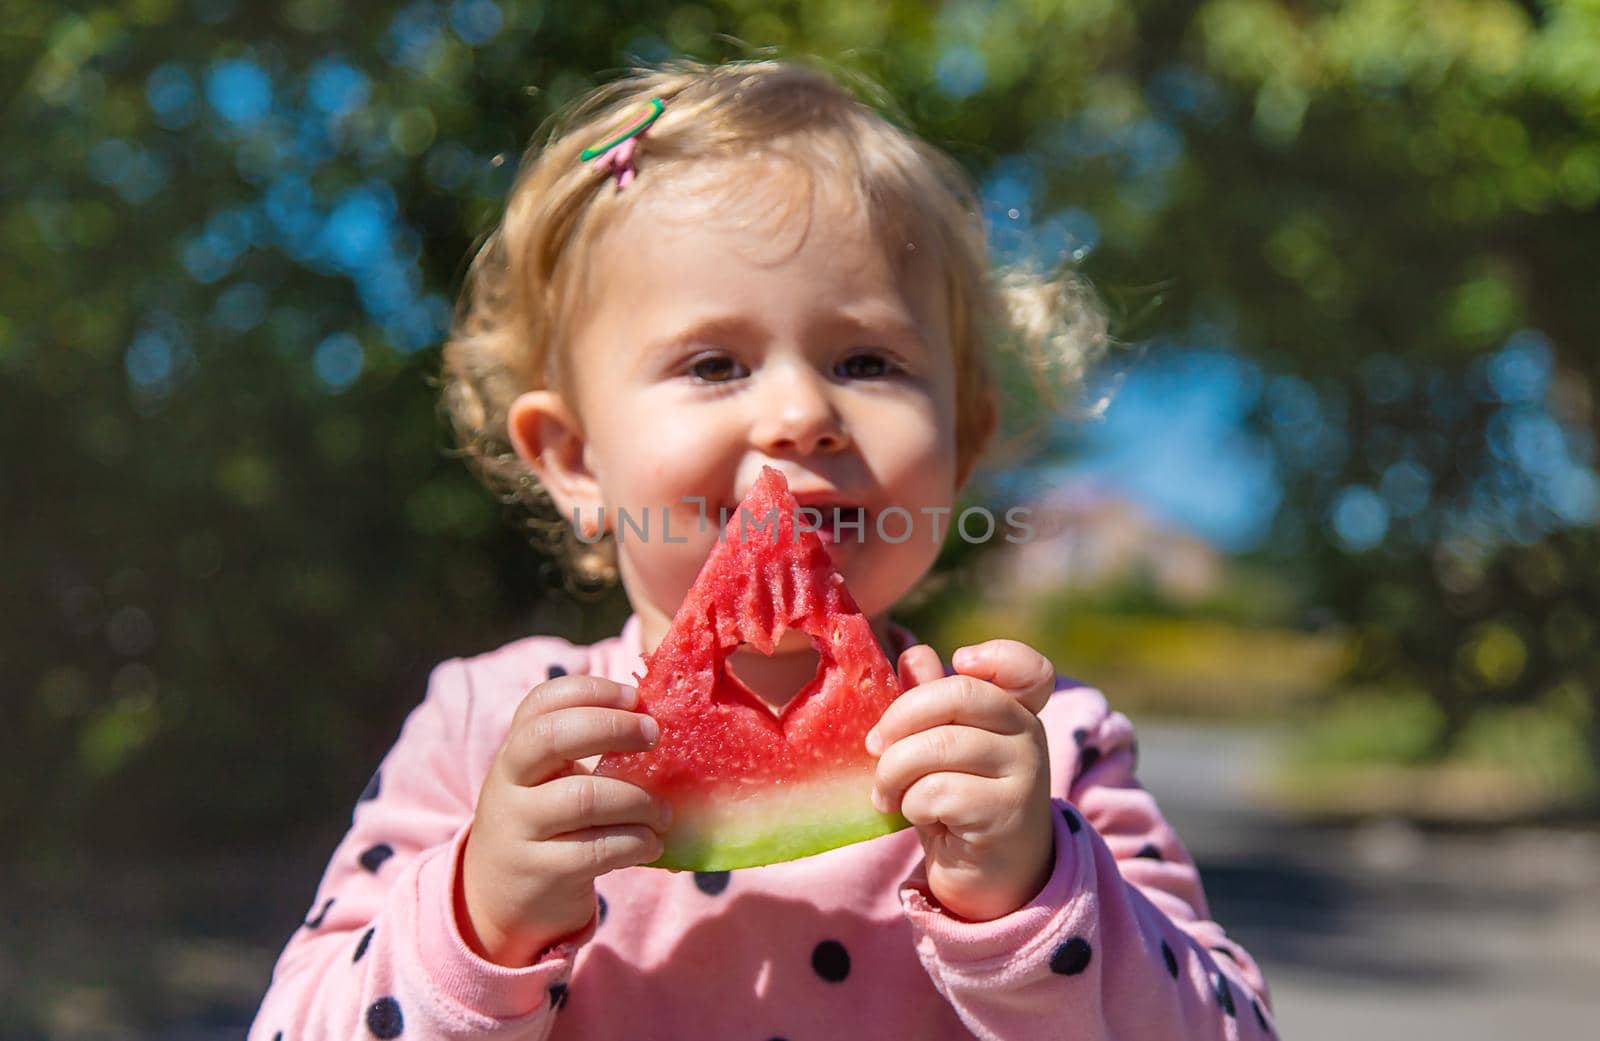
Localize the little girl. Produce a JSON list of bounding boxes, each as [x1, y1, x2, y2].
[[251, 58, 1275, 1040]]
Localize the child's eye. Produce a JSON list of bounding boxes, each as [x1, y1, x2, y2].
[[835, 351, 897, 380], [687, 352, 748, 383]]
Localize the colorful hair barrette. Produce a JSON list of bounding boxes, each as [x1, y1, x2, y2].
[[581, 96, 665, 190]]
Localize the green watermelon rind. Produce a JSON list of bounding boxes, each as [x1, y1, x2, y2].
[[654, 806, 912, 872], [645, 762, 915, 871]]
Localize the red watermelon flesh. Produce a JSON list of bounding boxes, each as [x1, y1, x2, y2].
[[593, 465, 911, 870]]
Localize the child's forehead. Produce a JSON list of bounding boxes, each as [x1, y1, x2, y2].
[[600, 154, 925, 277], [630, 155, 844, 238], [556, 152, 951, 379]]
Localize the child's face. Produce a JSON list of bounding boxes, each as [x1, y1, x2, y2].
[[511, 159, 966, 642]]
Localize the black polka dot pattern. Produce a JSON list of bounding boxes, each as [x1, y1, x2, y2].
[[359, 843, 394, 873], [1253, 998, 1270, 1031], [1213, 972, 1236, 1017], [548, 982, 569, 1010], [693, 871, 731, 896], [1077, 746, 1101, 775], [366, 996, 403, 1038], [1060, 806, 1082, 834], [1048, 937, 1092, 976], [304, 897, 334, 929], [547, 664, 567, 679], [1072, 727, 1090, 748], [597, 893, 608, 924], [811, 939, 850, 982], [1135, 843, 1162, 861], [1161, 940, 1178, 978], [273, 1033, 283, 1041], [354, 926, 374, 963], [360, 769, 381, 802]]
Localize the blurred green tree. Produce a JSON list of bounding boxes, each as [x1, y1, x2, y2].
[[1151, 0, 1600, 787]]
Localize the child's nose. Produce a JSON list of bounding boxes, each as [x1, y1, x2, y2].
[[750, 370, 849, 457]]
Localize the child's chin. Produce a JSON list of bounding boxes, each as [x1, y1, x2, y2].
[[817, 524, 873, 556], [769, 627, 822, 654]]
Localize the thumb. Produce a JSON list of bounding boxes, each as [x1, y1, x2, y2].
[[896, 644, 945, 690]]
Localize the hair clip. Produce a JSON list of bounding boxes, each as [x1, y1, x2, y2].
[[581, 97, 665, 189]]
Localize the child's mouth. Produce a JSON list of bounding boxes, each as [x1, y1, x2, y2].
[[716, 503, 869, 545], [809, 505, 868, 546]]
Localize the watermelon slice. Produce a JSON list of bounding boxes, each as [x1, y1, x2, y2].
[[594, 466, 911, 870]]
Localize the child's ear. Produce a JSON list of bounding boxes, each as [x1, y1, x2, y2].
[[507, 391, 602, 519], [955, 388, 998, 491]]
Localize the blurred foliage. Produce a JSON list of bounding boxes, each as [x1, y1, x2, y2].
[[4, 0, 1600, 869], [1276, 685, 1596, 820], [932, 597, 1349, 719]]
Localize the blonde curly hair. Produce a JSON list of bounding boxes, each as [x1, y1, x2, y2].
[[439, 56, 1106, 589]]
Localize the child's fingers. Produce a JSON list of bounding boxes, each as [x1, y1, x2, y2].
[[950, 640, 1054, 715], [897, 770, 1004, 831], [515, 675, 639, 719], [538, 825, 665, 877], [866, 674, 1027, 756], [502, 705, 660, 786], [871, 724, 1016, 815], [516, 774, 673, 842], [896, 643, 945, 690]]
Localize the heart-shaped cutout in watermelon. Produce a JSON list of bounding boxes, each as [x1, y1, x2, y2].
[[594, 466, 912, 870]]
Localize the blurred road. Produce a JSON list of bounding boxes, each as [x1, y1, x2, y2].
[[1135, 723, 1600, 1039], [5, 723, 1597, 1039]]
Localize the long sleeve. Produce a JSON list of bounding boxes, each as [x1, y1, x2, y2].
[[897, 683, 1277, 1040], [248, 658, 594, 1041]]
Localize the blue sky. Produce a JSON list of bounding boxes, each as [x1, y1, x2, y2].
[[1053, 335, 1598, 556], [1058, 349, 1281, 552]]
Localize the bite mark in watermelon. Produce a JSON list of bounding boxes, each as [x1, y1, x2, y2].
[[594, 466, 911, 870]]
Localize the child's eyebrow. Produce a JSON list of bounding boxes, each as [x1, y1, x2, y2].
[[634, 308, 929, 369], [639, 314, 768, 361], [817, 310, 930, 354]]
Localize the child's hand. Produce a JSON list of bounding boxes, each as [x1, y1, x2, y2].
[[459, 675, 671, 967], [867, 640, 1056, 923]]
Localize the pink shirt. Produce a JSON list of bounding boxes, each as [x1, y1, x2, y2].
[[251, 615, 1275, 1040]]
